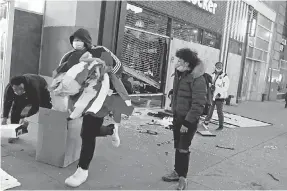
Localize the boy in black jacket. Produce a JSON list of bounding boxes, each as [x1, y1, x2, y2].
[[1, 74, 52, 142]]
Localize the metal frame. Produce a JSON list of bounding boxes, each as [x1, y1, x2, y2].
[[124, 26, 170, 39]]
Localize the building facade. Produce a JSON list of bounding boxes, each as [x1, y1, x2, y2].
[[1, 0, 287, 113]]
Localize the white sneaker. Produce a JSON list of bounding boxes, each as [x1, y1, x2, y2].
[[112, 124, 120, 147], [202, 122, 209, 130], [65, 167, 88, 187]]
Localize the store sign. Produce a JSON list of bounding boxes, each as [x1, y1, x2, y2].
[[185, 0, 217, 14]]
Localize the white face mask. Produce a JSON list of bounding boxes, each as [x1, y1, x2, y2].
[[73, 41, 84, 50], [215, 68, 222, 73]]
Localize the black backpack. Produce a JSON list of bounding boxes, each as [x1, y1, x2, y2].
[[202, 73, 213, 115]]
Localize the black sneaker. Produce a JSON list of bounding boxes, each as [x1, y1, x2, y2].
[[176, 177, 188, 190], [162, 170, 179, 182], [216, 126, 223, 131]]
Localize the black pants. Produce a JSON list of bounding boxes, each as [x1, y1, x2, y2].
[[205, 99, 224, 128], [78, 114, 114, 170], [11, 89, 52, 124], [172, 117, 198, 178]]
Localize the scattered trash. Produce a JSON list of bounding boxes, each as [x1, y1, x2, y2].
[[121, 115, 130, 120], [132, 111, 142, 116], [139, 130, 158, 135], [146, 117, 173, 128], [197, 130, 216, 137], [267, 173, 279, 181], [157, 139, 173, 146], [264, 145, 277, 150], [147, 112, 171, 119], [215, 145, 235, 150], [0, 168, 21, 190]]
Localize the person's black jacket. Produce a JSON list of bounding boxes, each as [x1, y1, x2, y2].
[[2, 74, 49, 118]]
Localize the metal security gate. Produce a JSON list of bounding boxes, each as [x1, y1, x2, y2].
[[121, 3, 170, 95]]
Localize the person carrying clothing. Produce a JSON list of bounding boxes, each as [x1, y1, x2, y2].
[[1, 74, 52, 143], [56, 28, 133, 188], [162, 48, 207, 190], [202, 62, 230, 131]]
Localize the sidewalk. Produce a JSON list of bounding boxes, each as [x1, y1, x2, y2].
[[1, 101, 287, 190]]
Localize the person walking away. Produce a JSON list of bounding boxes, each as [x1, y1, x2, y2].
[[203, 62, 230, 130], [162, 48, 207, 190], [1, 74, 52, 143]]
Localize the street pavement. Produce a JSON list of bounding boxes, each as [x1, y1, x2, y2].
[[1, 100, 287, 190]]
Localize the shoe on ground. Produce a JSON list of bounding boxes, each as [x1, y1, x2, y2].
[[202, 122, 209, 130], [176, 177, 188, 190], [112, 124, 120, 147], [65, 167, 88, 187], [162, 170, 179, 182], [216, 126, 223, 131], [8, 137, 19, 144]]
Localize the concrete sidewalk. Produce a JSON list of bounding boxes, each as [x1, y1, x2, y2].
[[1, 101, 287, 190]]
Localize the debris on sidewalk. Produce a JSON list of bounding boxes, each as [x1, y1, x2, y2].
[[147, 111, 171, 119], [197, 130, 216, 137], [132, 111, 142, 116], [139, 130, 158, 135], [264, 145, 277, 150], [157, 139, 173, 146], [267, 173, 279, 181], [215, 145, 235, 150], [0, 168, 21, 190]]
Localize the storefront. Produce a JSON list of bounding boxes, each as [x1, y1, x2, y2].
[[119, 1, 226, 107], [0, 0, 14, 114]]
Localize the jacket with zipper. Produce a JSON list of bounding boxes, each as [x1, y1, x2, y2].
[[212, 72, 230, 101], [172, 62, 207, 128]]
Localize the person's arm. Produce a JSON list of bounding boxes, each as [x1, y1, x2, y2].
[[183, 77, 207, 127], [2, 84, 14, 119], [91, 46, 122, 74], [222, 75, 230, 93], [25, 87, 40, 117]]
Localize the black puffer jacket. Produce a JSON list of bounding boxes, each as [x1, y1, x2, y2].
[[172, 62, 207, 127]]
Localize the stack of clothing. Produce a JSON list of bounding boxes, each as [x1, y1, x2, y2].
[[50, 52, 111, 119]]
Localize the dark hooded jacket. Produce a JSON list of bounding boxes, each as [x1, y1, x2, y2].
[[2, 74, 52, 118], [172, 62, 207, 127], [54, 28, 130, 101]]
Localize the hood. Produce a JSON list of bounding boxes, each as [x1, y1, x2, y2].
[[191, 61, 205, 79], [69, 28, 92, 49]]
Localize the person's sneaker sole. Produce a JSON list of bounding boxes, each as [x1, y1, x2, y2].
[[162, 176, 179, 182]]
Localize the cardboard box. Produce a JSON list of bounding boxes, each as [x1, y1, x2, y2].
[[34, 108, 82, 168]]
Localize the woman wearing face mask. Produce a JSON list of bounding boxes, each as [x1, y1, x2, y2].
[[203, 62, 230, 131], [51, 28, 133, 188], [162, 48, 207, 190]]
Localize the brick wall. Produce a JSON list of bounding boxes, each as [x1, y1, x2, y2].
[[129, 1, 227, 34], [10, 9, 43, 77]]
